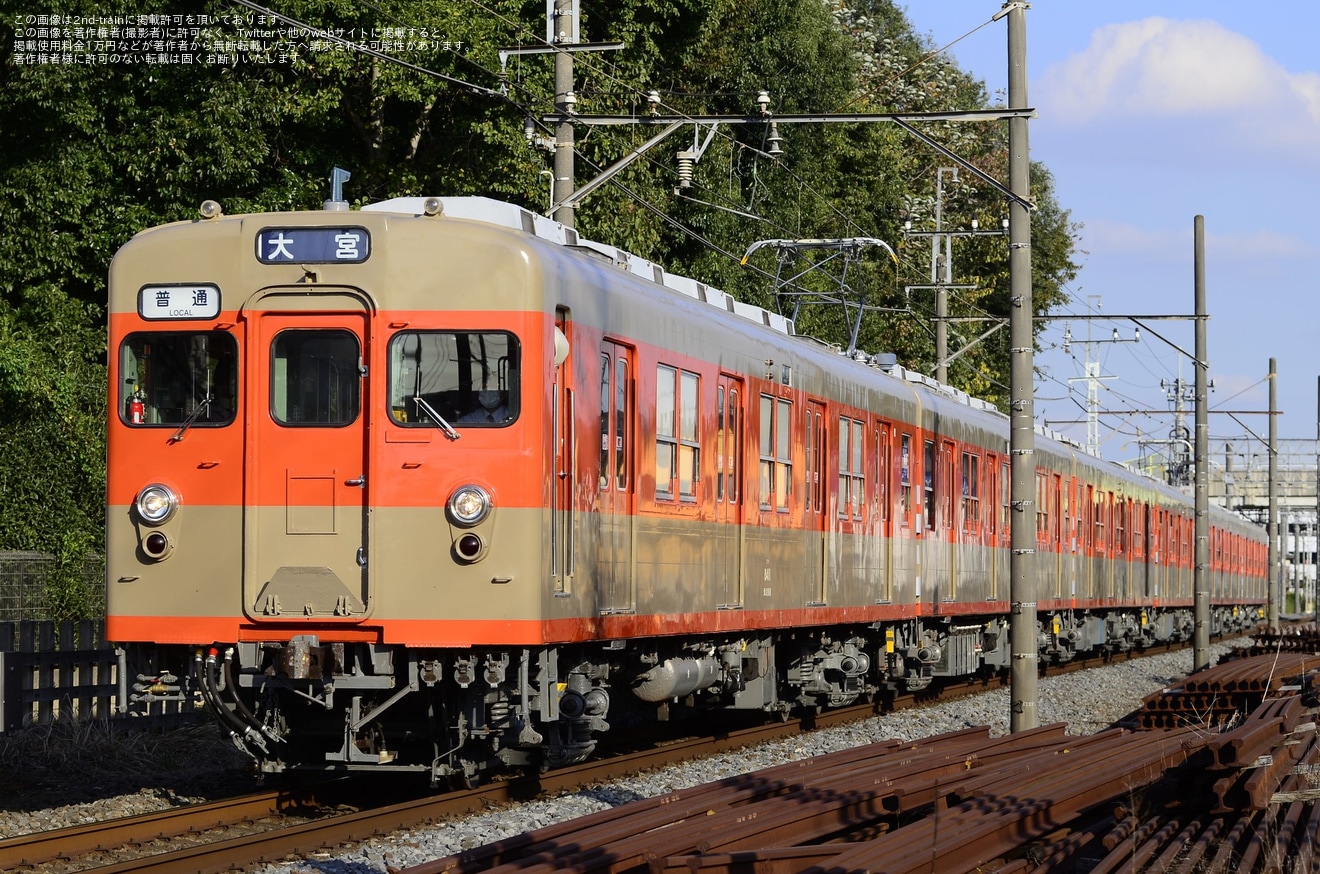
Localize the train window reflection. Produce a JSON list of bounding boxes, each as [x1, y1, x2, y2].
[[388, 331, 519, 427], [119, 331, 238, 427]]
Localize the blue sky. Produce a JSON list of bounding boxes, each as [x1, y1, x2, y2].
[[900, 2, 1320, 454]]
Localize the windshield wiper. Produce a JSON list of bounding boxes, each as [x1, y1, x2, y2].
[[413, 396, 460, 440], [169, 394, 212, 443]]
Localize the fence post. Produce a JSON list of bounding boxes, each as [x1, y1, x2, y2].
[[37, 621, 54, 725], [0, 622, 11, 733]]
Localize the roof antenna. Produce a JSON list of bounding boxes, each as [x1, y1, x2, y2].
[[325, 167, 351, 211]]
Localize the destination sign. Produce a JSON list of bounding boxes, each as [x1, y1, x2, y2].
[[138, 284, 222, 320], [256, 227, 371, 263]]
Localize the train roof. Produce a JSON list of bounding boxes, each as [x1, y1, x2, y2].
[[364, 197, 1089, 440], [368, 198, 1259, 529]]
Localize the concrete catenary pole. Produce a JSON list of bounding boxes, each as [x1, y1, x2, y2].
[[552, 0, 576, 229], [1005, 1, 1038, 733], [934, 168, 953, 384], [1192, 216, 1210, 671], [1269, 358, 1279, 631]]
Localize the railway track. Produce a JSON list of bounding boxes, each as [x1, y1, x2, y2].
[[0, 635, 1239, 873], [400, 643, 1320, 874]]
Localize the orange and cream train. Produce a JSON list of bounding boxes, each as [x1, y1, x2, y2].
[[106, 194, 1267, 783]]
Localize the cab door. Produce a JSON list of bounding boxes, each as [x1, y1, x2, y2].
[[242, 294, 371, 621]]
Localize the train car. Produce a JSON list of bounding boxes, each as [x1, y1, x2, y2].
[[106, 194, 1268, 783]]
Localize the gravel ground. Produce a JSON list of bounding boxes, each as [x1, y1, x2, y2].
[[0, 718, 255, 840], [0, 643, 1241, 873]]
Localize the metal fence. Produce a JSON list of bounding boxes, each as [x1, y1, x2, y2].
[[0, 619, 122, 732], [0, 555, 200, 733], [0, 619, 202, 734], [0, 551, 106, 622]]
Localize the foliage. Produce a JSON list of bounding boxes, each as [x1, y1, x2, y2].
[[0, 0, 1081, 617]]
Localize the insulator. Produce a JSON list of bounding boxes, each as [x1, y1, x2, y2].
[[676, 150, 696, 188]]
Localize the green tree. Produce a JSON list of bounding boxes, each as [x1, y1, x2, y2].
[[0, 0, 1080, 618]]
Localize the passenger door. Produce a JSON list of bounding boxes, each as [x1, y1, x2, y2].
[[242, 295, 371, 621], [552, 310, 575, 595], [715, 374, 745, 607], [596, 340, 634, 612], [805, 401, 827, 605]]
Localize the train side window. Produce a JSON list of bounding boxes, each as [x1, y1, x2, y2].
[[850, 419, 864, 519], [962, 451, 979, 533], [1094, 492, 1106, 552], [657, 366, 676, 499], [1051, 475, 1061, 547], [716, 384, 741, 504], [899, 434, 912, 524], [776, 398, 793, 511], [923, 439, 936, 530], [839, 418, 864, 520], [1035, 472, 1048, 542], [615, 356, 629, 489], [272, 329, 360, 426], [759, 395, 773, 509], [599, 354, 611, 489], [678, 370, 699, 499], [758, 395, 793, 511], [119, 331, 238, 427], [1134, 503, 1145, 560], [387, 330, 519, 427], [656, 365, 699, 501], [874, 423, 891, 529], [717, 386, 724, 501], [1119, 496, 1129, 557], [1000, 462, 1009, 537]]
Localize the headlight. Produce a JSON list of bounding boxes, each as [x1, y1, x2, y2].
[[135, 484, 179, 524], [447, 484, 491, 527]]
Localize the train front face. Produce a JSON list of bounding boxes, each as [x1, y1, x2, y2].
[[106, 201, 552, 778]]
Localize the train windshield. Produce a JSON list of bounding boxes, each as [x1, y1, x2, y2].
[[387, 331, 519, 427], [118, 332, 238, 427]]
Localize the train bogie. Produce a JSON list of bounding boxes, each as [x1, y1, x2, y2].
[[106, 195, 1268, 783]]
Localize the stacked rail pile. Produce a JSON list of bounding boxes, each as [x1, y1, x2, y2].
[[403, 724, 1207, 874], [1129, 651, 1320, 729], [401, 649, 1320, 874], [1243, 622, 1320, 656], [1061, 651, 1320, 873]]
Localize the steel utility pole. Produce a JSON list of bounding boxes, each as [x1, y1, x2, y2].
[[902, 169, 1008, 385], [1005, 0, 1037, 734], [1061, 297, 1136, 457], [1193, 216, 1210, 671]]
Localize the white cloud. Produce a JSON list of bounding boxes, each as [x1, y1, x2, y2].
[[1037, 17, 1320, 151], [1081, 219, 1317, 263]]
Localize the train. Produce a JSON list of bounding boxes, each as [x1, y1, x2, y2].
[[106, 193, 1268, 784]]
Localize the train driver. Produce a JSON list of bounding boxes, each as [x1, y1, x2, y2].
[[458, 389, 509, 424]]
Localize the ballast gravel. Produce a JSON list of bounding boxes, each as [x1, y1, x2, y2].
[[0, 643, 1243, 873], [253, 643, 1242, 874]]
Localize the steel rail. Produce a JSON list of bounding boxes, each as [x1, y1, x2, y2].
[[3, 632, 1243, 873], [0, 789, 290, 869]]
